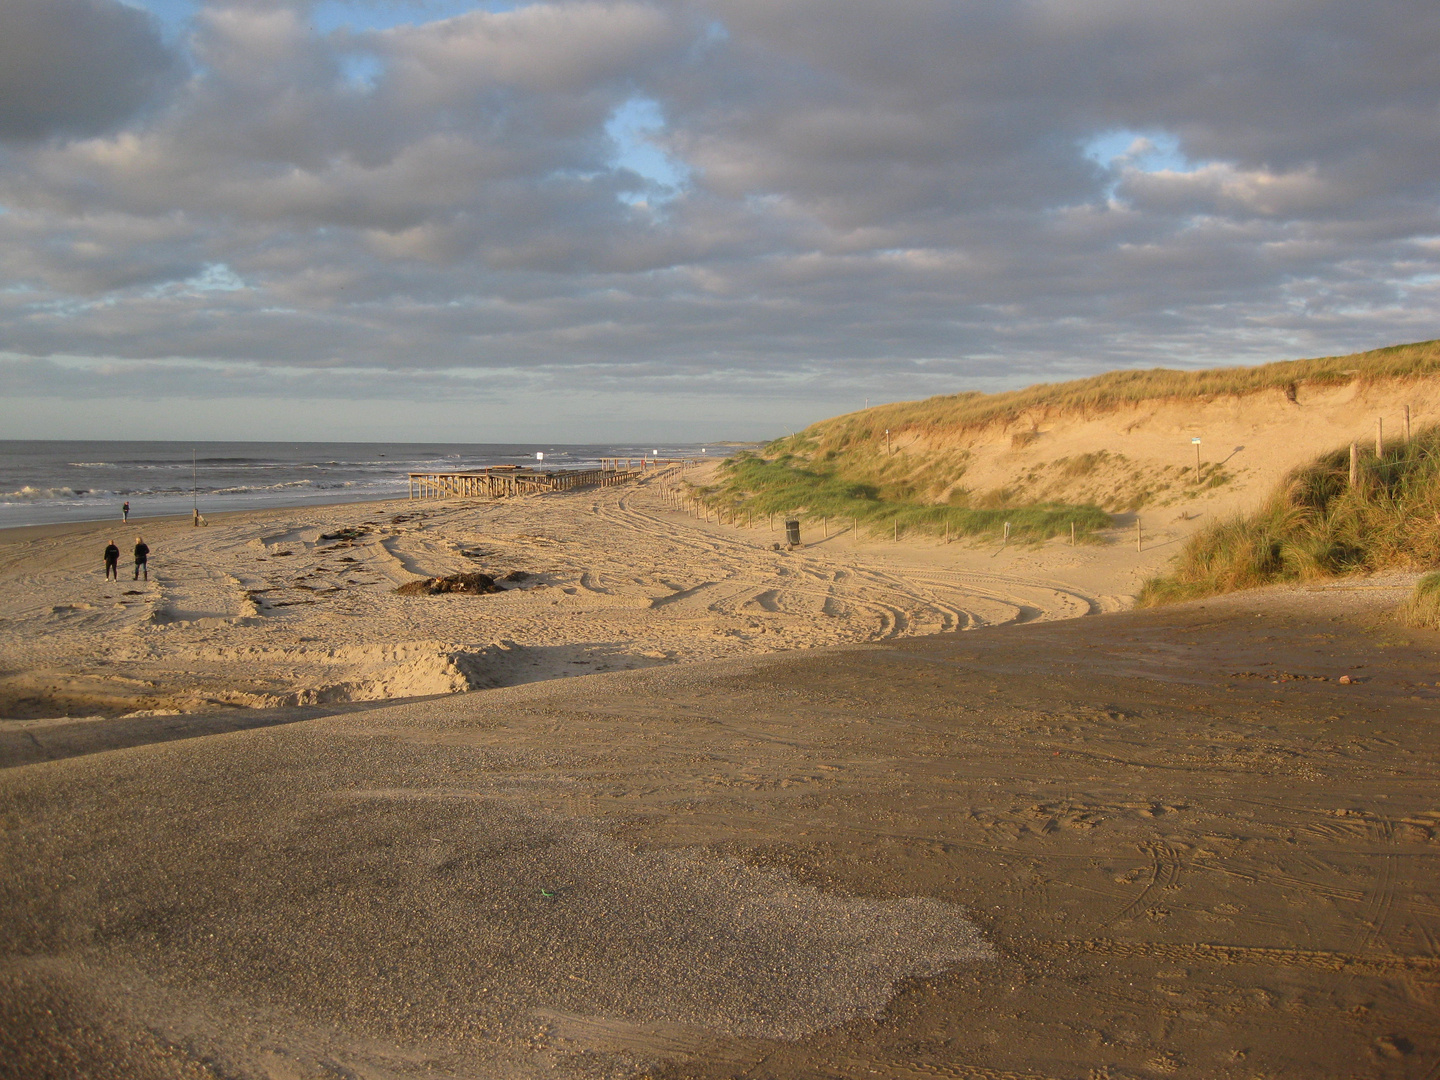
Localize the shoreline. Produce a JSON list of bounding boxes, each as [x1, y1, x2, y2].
[[0, 492, 418, 544]]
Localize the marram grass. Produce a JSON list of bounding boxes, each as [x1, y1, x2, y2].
[[1401, 573, 1440, 631], [694, 452, 1110, 543], [1140, 424, 1440, 605]]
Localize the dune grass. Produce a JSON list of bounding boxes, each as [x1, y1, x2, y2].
[[696, 452, 1110, 543], [1140, 425, 1440, 605], [774, 339, 1440, 457], [1401, 573, 1440, 631]]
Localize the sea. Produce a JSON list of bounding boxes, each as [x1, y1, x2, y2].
[[0, 440, 721, 530]]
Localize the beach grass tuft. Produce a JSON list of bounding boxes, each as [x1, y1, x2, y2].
[[1140, 424, 1440, 604], [1400, 573, 1440, 631]]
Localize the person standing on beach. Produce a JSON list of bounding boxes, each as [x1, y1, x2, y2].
[[122, 501, 130, 523], [133, 536, 149, 581], [103, 541, 120, 580]]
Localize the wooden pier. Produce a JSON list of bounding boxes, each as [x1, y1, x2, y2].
[[408, 458, 692, 500]]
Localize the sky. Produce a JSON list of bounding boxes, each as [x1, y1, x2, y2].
[[0, 0, 1436, 442]]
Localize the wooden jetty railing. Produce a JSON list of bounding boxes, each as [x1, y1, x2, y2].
[[408, 458, 694, 500]]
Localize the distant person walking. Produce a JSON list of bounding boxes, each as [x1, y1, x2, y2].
[[122, 501, 130, 523], [103, 541, 120, 580], [133, 536, 149, 581]]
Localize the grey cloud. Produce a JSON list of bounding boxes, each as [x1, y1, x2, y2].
[[0, 0, 1435, 435], [0, 0, 181, 143]]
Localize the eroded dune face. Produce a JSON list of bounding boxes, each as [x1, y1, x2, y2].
[[0, 477, 1124, 721], [844, 379, 1440, 515]]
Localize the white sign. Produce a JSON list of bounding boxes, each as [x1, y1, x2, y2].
[[1191, 437, 1201, 444], [536, 452, 544, 461]]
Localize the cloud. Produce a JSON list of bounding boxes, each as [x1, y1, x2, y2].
[[0, 0, 182, 143], [0, 0, 1435, 438]]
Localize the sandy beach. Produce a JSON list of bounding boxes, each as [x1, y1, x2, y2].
[[0, 463, 1178, 734], [2, 468, 1437, 1078]]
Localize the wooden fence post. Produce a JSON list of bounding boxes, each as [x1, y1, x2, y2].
[[1350, 442, 1358, 486], [1135, 518, 1142, 552]]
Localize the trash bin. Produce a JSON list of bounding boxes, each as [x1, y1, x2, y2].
[[785, 519, 801, 546]]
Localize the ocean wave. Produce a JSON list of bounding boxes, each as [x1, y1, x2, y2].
[[213, 480, 317, 494], [1, 485, 85, 501]]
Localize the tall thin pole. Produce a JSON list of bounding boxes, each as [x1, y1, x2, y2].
[[192, 450, 197, 514]]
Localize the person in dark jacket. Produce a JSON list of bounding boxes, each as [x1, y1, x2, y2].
[[133, 537, 149, 580], [103, 541, 120, 580]]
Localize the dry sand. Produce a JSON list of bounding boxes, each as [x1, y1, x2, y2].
[[2, 468, 1438, 1079]]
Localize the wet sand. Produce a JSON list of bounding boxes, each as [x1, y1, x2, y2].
[[2, 572, 1438, 1078]]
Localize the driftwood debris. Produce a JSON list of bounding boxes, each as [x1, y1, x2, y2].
[[395, 572, 504, 596]]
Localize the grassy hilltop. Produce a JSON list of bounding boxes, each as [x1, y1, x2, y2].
[[694, 339, 1440, 547]]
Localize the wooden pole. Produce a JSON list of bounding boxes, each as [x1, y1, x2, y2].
[[1194, 441, 1201, 483], [1405, 404, 1412, 443], [1350, 442, 1358, 486], [1071, 521, 1075, 546], [893, 518, 898, 542], [1376, 417, 1384, 458], [824, 517, 829, 539], [1136, 517, 1142, 552]]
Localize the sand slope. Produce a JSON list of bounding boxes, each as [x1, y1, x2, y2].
[[1, 582, 1436, 1078]]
